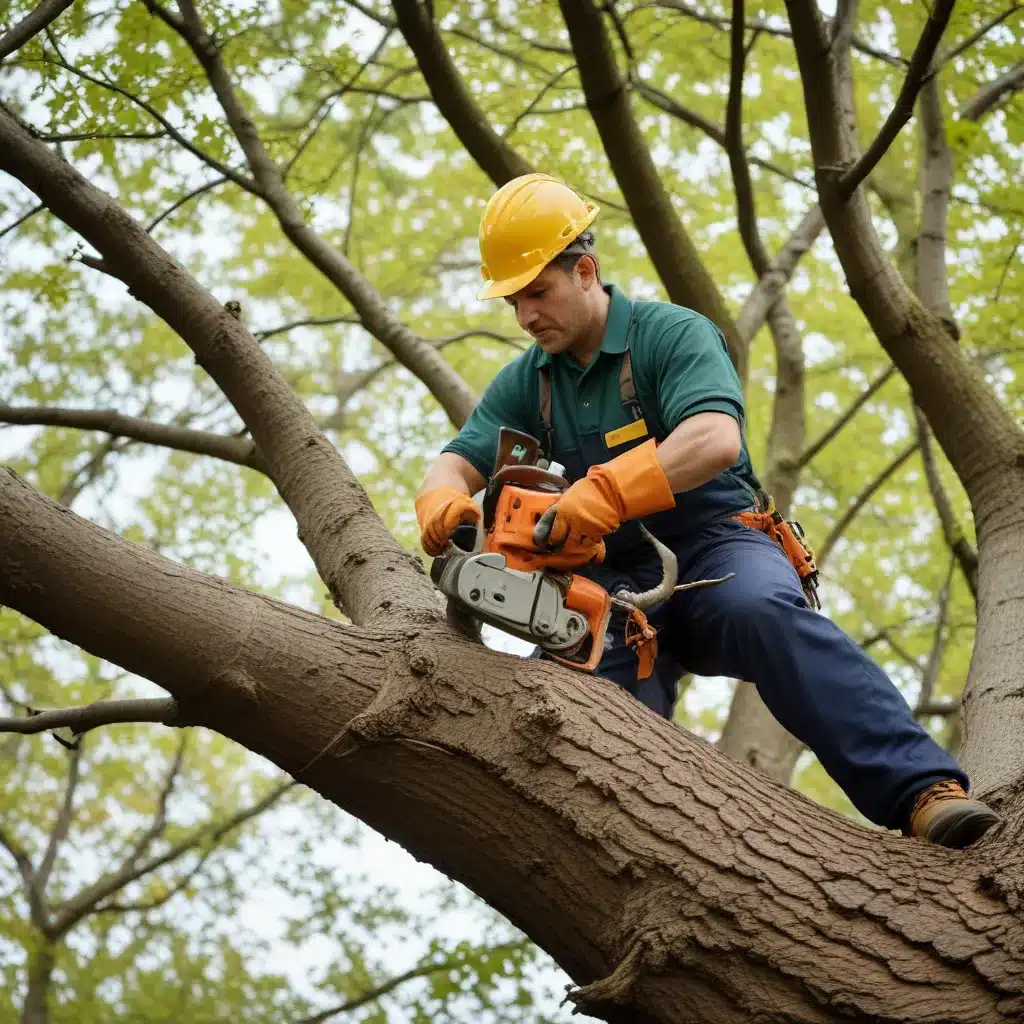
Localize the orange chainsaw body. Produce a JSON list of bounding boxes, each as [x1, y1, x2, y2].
[[483, 475, 612, 672]]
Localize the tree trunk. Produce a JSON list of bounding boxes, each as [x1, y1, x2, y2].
[[3, 468, 1024, 1024], [786, 2, 1024, 812], [20, 943, 54, 1024]]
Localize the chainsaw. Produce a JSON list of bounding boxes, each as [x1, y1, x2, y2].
[[429, 428, 734, 680]]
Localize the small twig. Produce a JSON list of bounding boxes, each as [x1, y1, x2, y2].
[[146, 175, 229, 232], [839, 0, 956, 196], [916, 553, 956, 712], [817, 439, 920, 568], [960, 60, 1024, 121], [0, 202, 45, 239], [799, 364, 897, 467], [939, 5, 1021, 67]]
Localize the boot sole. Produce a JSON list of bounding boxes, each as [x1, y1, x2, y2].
[[928, 808, 1001, 849]]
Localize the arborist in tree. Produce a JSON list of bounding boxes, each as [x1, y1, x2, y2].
[[415, 172, 1000, 849]]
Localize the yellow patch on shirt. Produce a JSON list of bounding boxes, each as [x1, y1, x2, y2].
[[604, 418, 649, 448]]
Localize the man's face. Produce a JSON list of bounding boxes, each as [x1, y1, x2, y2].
[[504, 261, 590, 355]]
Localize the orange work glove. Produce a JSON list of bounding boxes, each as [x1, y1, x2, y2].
[[534, 439, 675, 562], [415, 487, 480, 556]]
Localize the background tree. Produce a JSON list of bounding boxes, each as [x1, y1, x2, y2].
[[1, 1, 1022, 1021]]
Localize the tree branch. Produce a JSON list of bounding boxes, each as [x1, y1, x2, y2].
[[138, 0, 477, 430], [816, 439, 920, 568], [392, 0, 532, 184], [0, 0, 76, 61], [915, 405, 979, 599], [939, 5, 1021, 67], [40, 44, 260, 194], [0, 697, 181, 738], [558, 0, 745, 376], [0, 103, 435, 625], [798, 364, 897, 467], [917, 553, 956, 713], [632, 77, 815, 189], [0, 201, 45, 239], [55, 778, 295, 933], [146, 174, 229, 232], [293, 944, 526, 1024], [960, 60, 1024, 121], [735, 204, 826, 342], [255, 314, 361, 342], [33, 741, 83, 892], [637, 0, 905, 66], [0, 405, 267, 473], [118, 733, 188, 875], [838, 0, 956, 196], [725, 0, 770, 276]]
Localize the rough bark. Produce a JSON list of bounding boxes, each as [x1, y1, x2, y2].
[[0, 101, 436, 628], [785, 0, 1024, 809], [3, 468, 1024, 1023], [557, 0, 746, 378]]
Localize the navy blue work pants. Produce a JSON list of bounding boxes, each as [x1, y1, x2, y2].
[[576, 517, 968, 831]]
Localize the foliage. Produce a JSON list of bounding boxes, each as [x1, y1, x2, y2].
[[1, 0, 1022, 1016]]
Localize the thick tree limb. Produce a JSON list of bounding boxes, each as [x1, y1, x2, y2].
[[3, 456, 1023, 1020], [138, 0, 476, 430], [0, 697, 181, 737], [558, 0, 745, 377], [960, 60, 1024, 121], [0, 105, 436, 625], [786, 0, 1024, 803], [798, 364, 897, 468], [392, 0, 532, 184], [0, 0, 76, 61], [838, 0, 956, 196], [816, 439, 920, 569], [0, 405, 266, 473]]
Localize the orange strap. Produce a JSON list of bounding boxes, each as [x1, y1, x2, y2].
[[734, 504, 821, 609], [624, 607, 658, 680]]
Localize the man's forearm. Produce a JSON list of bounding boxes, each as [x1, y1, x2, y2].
[[418, 452, 486, 499], [654, 412, 742, 495]]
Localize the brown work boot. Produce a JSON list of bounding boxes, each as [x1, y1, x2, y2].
[[909, 779, 1001, 848]]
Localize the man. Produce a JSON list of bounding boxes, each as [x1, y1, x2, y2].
[[415, 172, 1000, 849]]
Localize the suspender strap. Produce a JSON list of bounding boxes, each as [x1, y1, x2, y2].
[[538, 364, 555, 461], [618, 347, 643, 422]]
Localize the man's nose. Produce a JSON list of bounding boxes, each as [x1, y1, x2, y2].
[[517, 301, 538, 329]]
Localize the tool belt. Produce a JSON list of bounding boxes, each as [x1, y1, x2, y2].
[[733, 491, 821, 609]]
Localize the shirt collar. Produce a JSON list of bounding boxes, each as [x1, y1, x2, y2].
[[535, 283, 630, 367]]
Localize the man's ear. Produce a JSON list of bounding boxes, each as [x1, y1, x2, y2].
[[577, 253, 600, 289]]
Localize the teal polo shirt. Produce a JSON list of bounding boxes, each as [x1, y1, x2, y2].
[[443, 283, 761, 543]]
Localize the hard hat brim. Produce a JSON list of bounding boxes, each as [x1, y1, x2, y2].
[[476, 263, 547, 301]]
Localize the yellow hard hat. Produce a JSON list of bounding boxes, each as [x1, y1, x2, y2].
[[477, 173, 599, 300]]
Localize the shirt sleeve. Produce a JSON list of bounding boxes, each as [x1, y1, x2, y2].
[[441, 360, 531, 479], [652, 313, 745, 431]]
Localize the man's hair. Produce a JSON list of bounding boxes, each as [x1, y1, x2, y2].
[[549, 229, 600, 280]]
